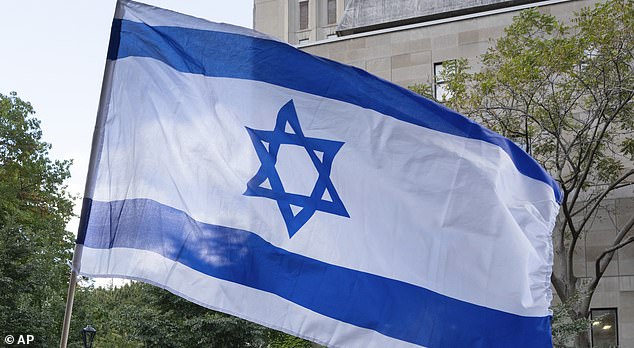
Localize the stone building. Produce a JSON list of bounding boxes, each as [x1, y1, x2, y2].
[[254, 0, 634, 346]]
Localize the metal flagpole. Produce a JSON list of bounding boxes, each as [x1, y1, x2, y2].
[[59, 2, 119, 346], [59, 245, 83, 348]]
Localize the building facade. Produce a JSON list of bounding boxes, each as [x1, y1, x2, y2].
[[254, 0, 634, 346]]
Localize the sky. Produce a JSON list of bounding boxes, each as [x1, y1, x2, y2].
[[0, 1, 253, 235]]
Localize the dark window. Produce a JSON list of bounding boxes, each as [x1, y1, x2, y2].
[[299, 1, 309, 30], [327, 0, 337, 25], [591, 308, 618, 348]]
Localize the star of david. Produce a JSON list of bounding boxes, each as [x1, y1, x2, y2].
[[244, 99, 350, 238]]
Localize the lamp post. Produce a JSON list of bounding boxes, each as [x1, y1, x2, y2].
[[80, 325, 97, 348]]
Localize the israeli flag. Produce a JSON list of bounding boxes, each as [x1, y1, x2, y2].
[[77, 0, 561, 346]]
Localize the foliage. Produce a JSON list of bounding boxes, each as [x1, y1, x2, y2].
[[267, 330, 314, 348], [0, 92, 75, 346], [67, 281, 312, 347], [407, 83, 434, 100], [551, 292, 592, 348], [407, 59, 469, 110], [411, 1, 634, 346]]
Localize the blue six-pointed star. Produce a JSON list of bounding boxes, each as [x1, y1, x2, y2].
[[245, 100, 349, 238]]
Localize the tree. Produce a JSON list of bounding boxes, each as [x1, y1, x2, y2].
[[68, 281, 313, 347], [0, 92, 75, 346], [411, 1, 633, 346]]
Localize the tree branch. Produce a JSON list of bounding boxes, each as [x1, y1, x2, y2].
[[588, 213, 634, 294], [569, 92, 633, 208], [573, 170, 634, 229], [572, 169, 634, 216], [595, 236, 634, 281]]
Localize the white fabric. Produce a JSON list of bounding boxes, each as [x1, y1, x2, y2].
[[81, 247, 421, 348], [90, 56, 558, 317]]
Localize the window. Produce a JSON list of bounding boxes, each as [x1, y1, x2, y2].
[[433, 62, 452, 102], [591, 308, 618, 348], [327, 0, 337, 25], [299, 1, 309, 30], [579, 46, 599, 71]]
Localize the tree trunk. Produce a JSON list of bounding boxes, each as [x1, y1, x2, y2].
[[574, 329, 591, 348]]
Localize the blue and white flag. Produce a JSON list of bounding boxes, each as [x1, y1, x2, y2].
[[77, 0, 561, 346]]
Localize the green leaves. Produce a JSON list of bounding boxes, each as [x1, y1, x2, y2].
[[0, 92, 75, 346], [68, 282, 311, 347], [407, 83, 433, 100], [551, 293, 592, 347], [595, 156, 625, 182], [621, 138, 634, 158]]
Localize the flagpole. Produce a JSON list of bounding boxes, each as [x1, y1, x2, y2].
[[59, 245, 83, 348], [59, 3, 119, 345], [58, 64, 115, 345]]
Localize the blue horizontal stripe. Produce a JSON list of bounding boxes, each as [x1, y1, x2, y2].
[[108, 19, 562, 202], [106, 18, 562, 203], [80, 198, 552, 347]]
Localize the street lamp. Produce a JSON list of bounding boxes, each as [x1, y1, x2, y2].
[[80, 325, 97, 348]]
